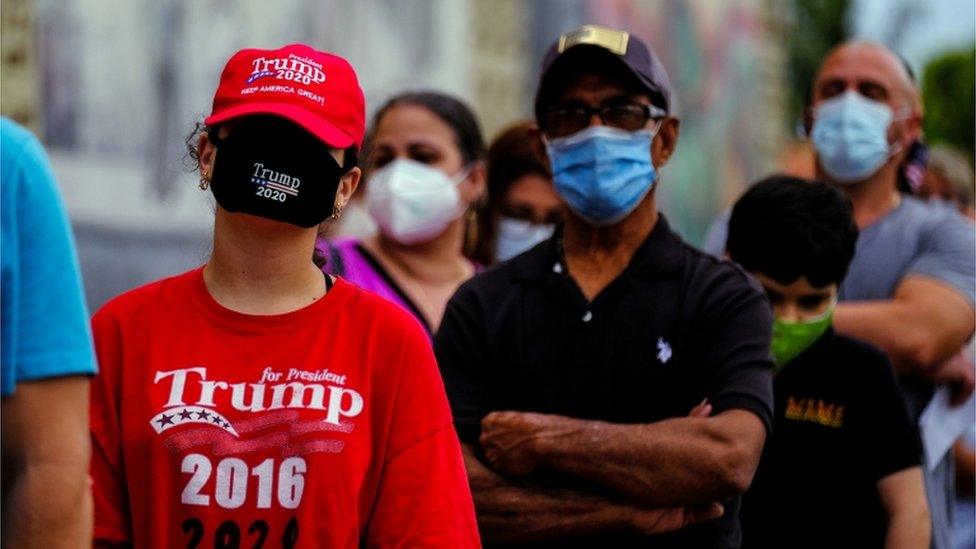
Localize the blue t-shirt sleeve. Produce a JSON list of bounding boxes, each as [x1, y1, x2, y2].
[[0, 120, 96, 396], [907, 213, 976, 306]]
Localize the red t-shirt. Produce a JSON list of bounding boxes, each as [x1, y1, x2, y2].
[[90, 267, 480, 548]]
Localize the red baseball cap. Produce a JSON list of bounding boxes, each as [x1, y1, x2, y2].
[[205, 44, 366, 149]]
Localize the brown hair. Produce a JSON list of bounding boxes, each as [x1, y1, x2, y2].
[[471, 121, 552, 265], [366, 91, 486, 167]]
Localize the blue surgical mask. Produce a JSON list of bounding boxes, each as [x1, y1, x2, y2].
[[495, 217, 555, 262], [546, 126, 657, 226], [811, 91, 901, 183]]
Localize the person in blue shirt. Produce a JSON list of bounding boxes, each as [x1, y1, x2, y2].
[[809, 43, 974, 549], [1, 117, 97, 546]]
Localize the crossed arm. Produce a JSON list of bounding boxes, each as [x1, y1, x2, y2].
[[835, 276, 974, 376], [462, 444, 723, 543], [479, 408, 766, 507], [465, 406, 764, 541]]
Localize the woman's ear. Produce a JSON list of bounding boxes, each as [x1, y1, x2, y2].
[[335, 167, 362, 212], [198, 132, 217, 180], [460, 162, 487, 207]]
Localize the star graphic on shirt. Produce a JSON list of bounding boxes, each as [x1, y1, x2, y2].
[[196, 410, 211, 421], [211, 416, 223, 425], [178, 409, 194, 420], [156, 413, 174, 427]]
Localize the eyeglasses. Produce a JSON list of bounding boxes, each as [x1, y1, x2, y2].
[[543, 102, 666, 137]]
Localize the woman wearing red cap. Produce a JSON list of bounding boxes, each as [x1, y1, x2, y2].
[[88, 44, 479, 548]]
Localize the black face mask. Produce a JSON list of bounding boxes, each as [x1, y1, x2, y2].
[[209, 118, 343, 228]]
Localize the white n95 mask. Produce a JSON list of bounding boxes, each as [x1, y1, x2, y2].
[[366, 158, 468, 245]]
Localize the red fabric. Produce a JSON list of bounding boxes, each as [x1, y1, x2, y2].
[[205, 44, 366, 148], [89, 268, 479, 548]]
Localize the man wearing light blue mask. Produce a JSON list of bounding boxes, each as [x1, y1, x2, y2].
[[436, 25, 775, 548], [810, 42, 976, 549], [544, 112, 665, 226]]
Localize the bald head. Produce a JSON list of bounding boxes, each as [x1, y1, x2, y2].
[[809, 41, 925, 188], [814, 41, 920, 111]]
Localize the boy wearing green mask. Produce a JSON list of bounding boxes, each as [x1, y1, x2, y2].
[[727, 175, 929, 549]]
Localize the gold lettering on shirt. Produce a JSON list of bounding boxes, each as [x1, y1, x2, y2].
[[784, 396, 844, 428]]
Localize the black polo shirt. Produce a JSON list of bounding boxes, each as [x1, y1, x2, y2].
[[434, 216, 774, 549], [740, 329, 922, 549]]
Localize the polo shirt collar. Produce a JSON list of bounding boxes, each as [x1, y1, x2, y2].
[[512, 214, 683, 282]]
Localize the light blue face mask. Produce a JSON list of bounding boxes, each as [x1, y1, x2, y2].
[[546, 125, 657, 226], [495, 217, 555, 262], [811, 91, 901, 183]]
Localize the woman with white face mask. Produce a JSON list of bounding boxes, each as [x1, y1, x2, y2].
[[471, 120, 565, 266], [315, 91, 487, 334]]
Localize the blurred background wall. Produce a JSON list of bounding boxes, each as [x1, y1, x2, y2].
[[1, 0, 973, 310]]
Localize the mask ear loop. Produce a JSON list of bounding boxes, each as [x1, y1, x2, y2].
[[452, 160, 486, 257], [450, 161, 481, 186], [794, 297, 838, 325], [647, 118, 668, 172], [886, 106, 916, 159], [648, 117, 665, 139]]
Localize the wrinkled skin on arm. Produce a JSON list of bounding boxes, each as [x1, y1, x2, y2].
[[462, 444, 723, 543], [480, 408, 765, 507]]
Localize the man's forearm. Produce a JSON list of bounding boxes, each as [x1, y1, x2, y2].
[[4, 461, 92, 548], [465, 444, 725, 542], [834, 303, 941, 374], [834, 278, 975, 374], [463, 445, 637, 542], [529, 411, 764, 507], [474, 479, 637, 542]]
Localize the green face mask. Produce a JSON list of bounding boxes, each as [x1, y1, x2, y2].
[[771, 307, 833, 370]]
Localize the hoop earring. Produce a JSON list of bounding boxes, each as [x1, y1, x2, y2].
[[330, 203, 344, 221], [463, 207, 478, 255], [199, 170, 211, 191]]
